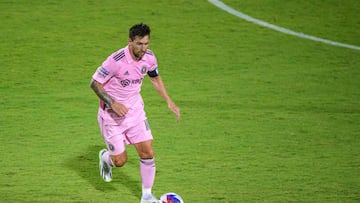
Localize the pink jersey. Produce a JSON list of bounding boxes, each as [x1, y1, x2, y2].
[[92, 45, 158, 128]]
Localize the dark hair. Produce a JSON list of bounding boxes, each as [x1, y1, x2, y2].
[[129, 23, 151, 40]]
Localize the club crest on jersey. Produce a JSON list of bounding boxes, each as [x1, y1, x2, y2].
[[141, 66, 147, 74]]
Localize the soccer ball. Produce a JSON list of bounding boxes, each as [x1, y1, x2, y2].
[[159, 192, 184, 203]]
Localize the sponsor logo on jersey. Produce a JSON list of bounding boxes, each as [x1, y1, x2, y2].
[[120, 78, 143, 87], [120, 79, 131, 87]]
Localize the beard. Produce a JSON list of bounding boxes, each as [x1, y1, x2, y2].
[[134, 51, 145, 60]]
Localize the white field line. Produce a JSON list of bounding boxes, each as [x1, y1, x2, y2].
[[208, 0, 360, 51]]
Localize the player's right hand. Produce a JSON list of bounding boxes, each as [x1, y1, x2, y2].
[[110, 102, 128, 117]]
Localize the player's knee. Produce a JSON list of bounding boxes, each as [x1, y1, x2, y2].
[[139, 149, 154, 159], [113, 155, 127, 167]]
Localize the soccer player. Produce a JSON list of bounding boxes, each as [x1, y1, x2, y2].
[[90, 23, 180, 203]]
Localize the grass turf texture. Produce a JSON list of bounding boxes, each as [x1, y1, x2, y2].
[[1, 0, 359, 202]]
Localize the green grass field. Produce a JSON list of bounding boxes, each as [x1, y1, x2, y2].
[[1, 0, 359, 202]]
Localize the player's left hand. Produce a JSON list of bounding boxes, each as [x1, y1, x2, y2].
[[168, 101, 180, 122]]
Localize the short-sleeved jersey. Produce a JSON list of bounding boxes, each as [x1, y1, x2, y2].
[[92, 46, 158, 127]]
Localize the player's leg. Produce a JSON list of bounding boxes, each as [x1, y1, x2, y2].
[[126, 119, 158, 202], [98, 116, 128, 182], [135, 140, 158, 202], [135, 140, 155, 188], [99, 147, 127, 182]]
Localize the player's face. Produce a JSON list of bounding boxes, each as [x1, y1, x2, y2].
[[128, 35, 149, 61]]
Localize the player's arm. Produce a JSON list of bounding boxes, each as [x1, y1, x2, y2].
[[90, 79, 114, 106], [90, 79, 128, 116], [149, 75, 180, 121]]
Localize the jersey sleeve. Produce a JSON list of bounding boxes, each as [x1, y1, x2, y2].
[[147, 52, 159, 77], [92, 56, 117, 84]]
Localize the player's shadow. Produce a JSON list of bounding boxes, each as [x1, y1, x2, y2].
[[65, 145, 115, 192], [65, 144, 140, 197]]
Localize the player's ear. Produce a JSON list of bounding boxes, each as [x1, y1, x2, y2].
[[128, 38, 132, 44]]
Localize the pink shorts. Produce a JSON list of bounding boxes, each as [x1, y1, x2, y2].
[[97, 116, 153, 155]]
